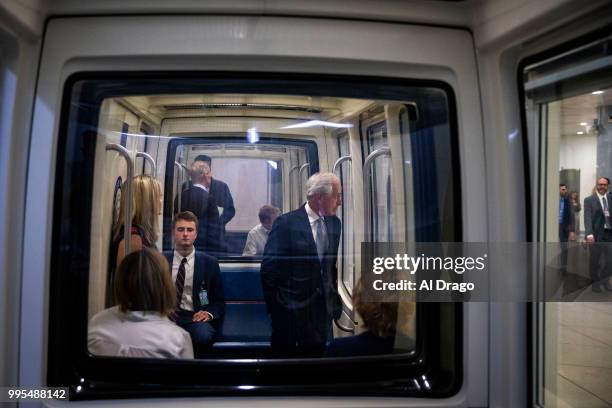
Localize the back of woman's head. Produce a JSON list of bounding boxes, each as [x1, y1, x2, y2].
[[114, 174, 162, 244], [114, 248, 175, 315], [354, 279, 401, 338]]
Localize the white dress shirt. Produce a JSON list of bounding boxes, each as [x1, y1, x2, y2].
[[88, 306, 193, 359], [305, 202, 323, 242], [242, 223, 270, 256], [172, 249, 195, 311], [597, 192, 609, 211], [193, 183, 209, 193]]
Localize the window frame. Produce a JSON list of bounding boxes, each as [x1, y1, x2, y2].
[[47, 72, 463, 400], [518, 25, 612, 407], [163, 135, 319, 258]]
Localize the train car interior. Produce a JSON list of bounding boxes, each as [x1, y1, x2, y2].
[[87, 88, 452, 358]]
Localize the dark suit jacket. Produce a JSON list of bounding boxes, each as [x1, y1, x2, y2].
[[209, 178, 235, 226], [260, 205, 342, 346], [174, 187, 221, 253], [584, 193, 612, 240], [559, 196, 575, 241], [164, 250, 225, 327], [181, 179, 235, 226]]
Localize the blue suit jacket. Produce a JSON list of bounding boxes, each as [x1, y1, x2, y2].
[[209, 178, 235, 227], [559, 196, 575, 236], [164, 250, 225, 327], [260, 205, 342, 346]]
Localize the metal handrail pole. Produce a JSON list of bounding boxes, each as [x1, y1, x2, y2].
[[136, 151, 156, 177], [334, 318, 355, 333], [106, 144, 134, 256], [332, 155, 352, 175], [298, 163, 310, 203], [362, 147, 391, 241], [174, 162, 187, 212]]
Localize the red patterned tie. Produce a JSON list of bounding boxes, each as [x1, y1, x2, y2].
[[169, 257, 187, 322]]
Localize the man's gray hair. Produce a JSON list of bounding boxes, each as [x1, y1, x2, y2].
[[306, 172, 340, 199]]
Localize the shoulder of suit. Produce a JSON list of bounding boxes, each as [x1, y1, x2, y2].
[[212, 178, 229, 189], [195, 250, 219, 264], [270, 209, 301, 229]]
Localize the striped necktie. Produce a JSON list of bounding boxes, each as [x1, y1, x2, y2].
[[316, 217, 328, 262], [170, 257, 187, 322]]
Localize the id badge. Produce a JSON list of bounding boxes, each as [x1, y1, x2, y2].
[[199, 289, 209, 306]]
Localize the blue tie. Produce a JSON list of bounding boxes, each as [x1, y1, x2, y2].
[[316, 218, 328, 262]]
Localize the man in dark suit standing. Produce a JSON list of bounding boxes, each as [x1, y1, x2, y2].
[[559, 184, 575, 243], [261, 172, 342, 357], [193, 155, 235, 253], [584, 177, 612, 292], [558, 184, 575, 274], [166, 211, 225, 356], [175, 162, 221, 253]]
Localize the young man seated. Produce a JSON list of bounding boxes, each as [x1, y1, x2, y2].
[[165, 211, 225, 357]]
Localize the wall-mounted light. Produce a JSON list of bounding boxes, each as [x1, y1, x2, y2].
[[592, 90, 604, 95], [580, 122, 588, 126], [577, 131, 584, 135], [281, 120, 352, 129], [247, 127, 259, 143]]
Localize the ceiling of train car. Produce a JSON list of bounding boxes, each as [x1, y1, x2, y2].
[[122, 94, 375, 123]]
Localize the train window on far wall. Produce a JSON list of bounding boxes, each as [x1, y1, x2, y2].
[[49, 75, 461, 399], [522, 32, 612, 408]]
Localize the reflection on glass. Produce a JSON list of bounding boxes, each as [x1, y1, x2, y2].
[[526, 35, 612, 406], [82, 91, 455, 361]]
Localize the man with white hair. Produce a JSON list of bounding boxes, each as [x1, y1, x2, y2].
[[261, 172, 343, 357]]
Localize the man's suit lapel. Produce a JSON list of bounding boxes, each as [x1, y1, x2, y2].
[[209, 178, 218, 198], [296, 205, 318, 257], [192, 252, 204, 309]]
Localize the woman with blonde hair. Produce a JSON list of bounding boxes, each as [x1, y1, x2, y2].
[[89, 248, 193, 358], [111, 174, 163, 267]]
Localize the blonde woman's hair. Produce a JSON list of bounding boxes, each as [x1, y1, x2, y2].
[[113, 174, 162, 245]]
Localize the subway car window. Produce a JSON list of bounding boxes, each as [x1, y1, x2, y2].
[[524, 35, 612, 407], [50, 76, 460, 396]]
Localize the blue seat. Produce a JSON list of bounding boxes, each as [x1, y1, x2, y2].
[[217, 262, 271, 345]]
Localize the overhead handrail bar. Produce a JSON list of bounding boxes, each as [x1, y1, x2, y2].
[[136, 151, 156, 177], [363, 147, 391, 241], [106, 143, 134, 257], [298, 163, 310, 204]]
